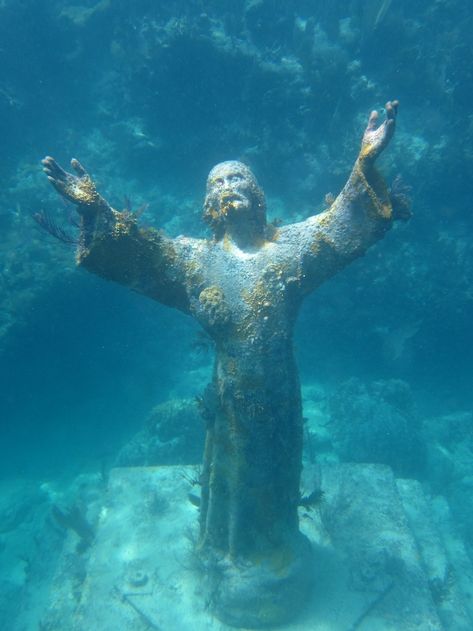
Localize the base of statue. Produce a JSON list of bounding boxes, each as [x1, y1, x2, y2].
[[199, 532, 313, 628], [43, 464, 473, 630]]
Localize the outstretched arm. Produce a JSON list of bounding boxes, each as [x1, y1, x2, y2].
[[42, 157, 190, 313], [280, 101, 401, 294], [321, 100, 399, 246]]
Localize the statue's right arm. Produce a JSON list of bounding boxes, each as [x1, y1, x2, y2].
[[42, 157, 191, 313]]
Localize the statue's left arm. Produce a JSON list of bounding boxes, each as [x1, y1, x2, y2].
[[282, 101, 405, 294]]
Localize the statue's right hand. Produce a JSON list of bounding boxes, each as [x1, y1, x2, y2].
[[42, 156, 100, 212]]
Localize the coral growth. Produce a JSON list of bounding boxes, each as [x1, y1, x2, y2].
[[329, 378, 425, 476]]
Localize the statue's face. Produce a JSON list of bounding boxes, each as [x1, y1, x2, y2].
[[203, 161, 266, 238], [206, 162, 255, 220]]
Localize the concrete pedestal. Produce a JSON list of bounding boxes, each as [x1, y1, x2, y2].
[[42, 464, 473, 630]]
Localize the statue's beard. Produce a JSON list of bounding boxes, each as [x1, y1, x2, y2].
[[219, 192, 251, 218]]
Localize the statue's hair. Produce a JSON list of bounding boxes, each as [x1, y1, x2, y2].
[[203, 161, 266, 240]]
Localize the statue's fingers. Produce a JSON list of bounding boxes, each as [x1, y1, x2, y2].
[[385, 100, 399, 121], [42, 156, 68, 181], [71, 158, 88, 178], [46, 175, 67, 196], [366, 110, 379, 131], [375, 116, 395, 152]]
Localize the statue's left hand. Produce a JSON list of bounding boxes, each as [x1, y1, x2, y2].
[[359, 100, 399, 163]]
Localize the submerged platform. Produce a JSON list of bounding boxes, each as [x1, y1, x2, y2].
[[43, 464, 473, 630]]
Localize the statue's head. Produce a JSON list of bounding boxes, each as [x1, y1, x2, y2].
[[203, 161, 266, 239]]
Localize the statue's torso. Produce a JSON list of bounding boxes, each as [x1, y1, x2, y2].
[[173, 235, 304, 442], [177, 234, 302, 347]]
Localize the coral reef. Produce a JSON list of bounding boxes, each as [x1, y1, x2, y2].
[[423, 411, 473, 540], [116, 398, 204, 466], [0, 474, 104, 630], [329, 377, 425, 477]]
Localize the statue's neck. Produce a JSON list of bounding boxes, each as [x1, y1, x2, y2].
[[223, 219, 265, 251]]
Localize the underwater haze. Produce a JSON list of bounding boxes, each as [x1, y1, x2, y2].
[[1, 1, 473, 629]]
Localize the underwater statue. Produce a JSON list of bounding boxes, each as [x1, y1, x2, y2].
[[43, 101, 401, 628]]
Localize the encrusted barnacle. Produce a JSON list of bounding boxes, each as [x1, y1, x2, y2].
[[199, 285, 231, 327], [71, 176, 100, 206], [310, 231, 336, 256], [184, 258, 205, 287]]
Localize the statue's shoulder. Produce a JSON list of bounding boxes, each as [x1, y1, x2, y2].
[[268, 216, 323, 261], [173, 234, 208, 257], [274, 220, 308, 244]]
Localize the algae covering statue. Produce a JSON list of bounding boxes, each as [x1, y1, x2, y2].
[[42, 101, 401, 628]]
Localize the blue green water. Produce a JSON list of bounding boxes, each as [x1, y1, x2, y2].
[[0, 1, 472, 628]]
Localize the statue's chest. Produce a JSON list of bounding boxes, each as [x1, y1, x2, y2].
[[188, 243, 298, 336]]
